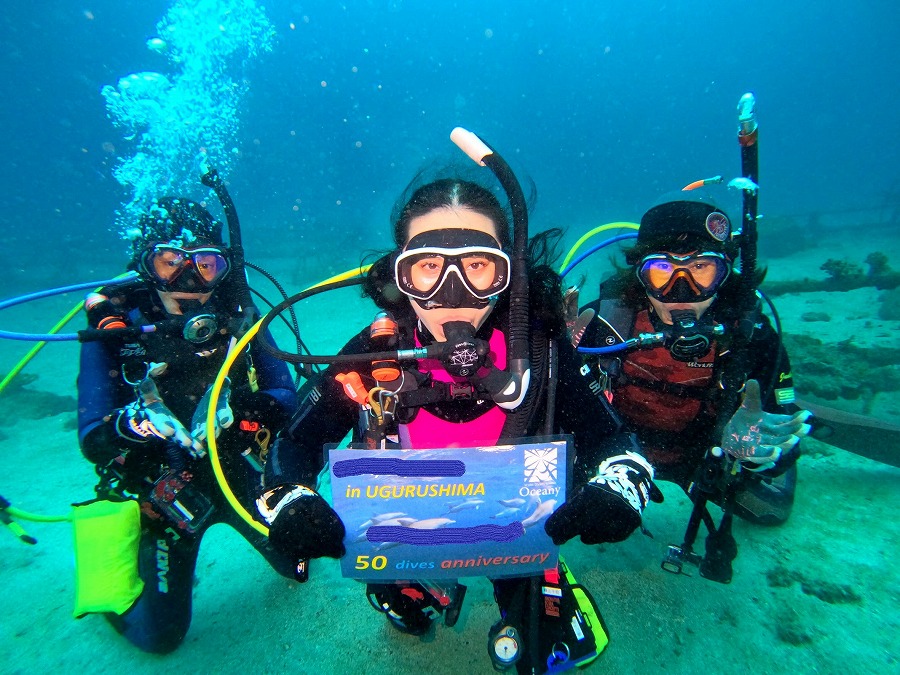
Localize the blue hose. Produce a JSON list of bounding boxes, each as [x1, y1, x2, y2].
[[559, 233, 637, 278], [577, 342, 633, 355], [560, 232, 646, 356], [0, 272, 140, 342]]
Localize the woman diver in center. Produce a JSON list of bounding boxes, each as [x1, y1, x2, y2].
[[255, 152, 662, 672]]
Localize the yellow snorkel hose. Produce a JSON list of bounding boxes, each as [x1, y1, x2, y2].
[[205, 265, 371, 535], [558, 222, 640, 274], [0, 305, 84, 396]]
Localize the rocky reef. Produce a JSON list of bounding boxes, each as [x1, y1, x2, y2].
[[763, 251, 899, 297]]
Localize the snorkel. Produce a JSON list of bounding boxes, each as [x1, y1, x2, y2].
[[662, 93, 765, 584], [736, 92, 760, 331], [448, 127, 531, 409], [201, 166, 259, 333]]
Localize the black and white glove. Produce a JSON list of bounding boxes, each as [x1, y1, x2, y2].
[[545, 451, 663, 545], [721, 379, 812, 472], [257, 484, 346, 560], [116, 371, 205, 458]]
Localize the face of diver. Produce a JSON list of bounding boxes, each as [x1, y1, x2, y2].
[[647, 295, 715, 325], [156, 289, 213, 316], [403, 207, 503, 342]]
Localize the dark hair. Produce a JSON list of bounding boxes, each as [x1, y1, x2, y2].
[[391, 178, 512, 249], [362, 176, 565, 337], [363, 178, 510, 312]]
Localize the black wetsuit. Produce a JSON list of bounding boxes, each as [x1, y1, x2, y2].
[[77, 281, 297, 653], [267, 311, 623, 491], [266, 309, 629, 667], [579, 290, 800, 521]]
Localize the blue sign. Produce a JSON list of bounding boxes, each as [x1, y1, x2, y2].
[[328, 438, 569, 580]]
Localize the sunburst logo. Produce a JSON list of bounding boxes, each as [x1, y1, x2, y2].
[[524, 447, 557, 483], [449, 348, 478, 368]]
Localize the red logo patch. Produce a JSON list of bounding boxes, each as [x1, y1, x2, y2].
[[705, 212, 730, 242]]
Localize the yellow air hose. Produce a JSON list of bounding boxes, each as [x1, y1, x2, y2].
[[558, 222, 639, 274], [205, 265, 371, 535]]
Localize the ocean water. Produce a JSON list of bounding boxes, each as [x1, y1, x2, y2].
[[0, 2, 898, 673]]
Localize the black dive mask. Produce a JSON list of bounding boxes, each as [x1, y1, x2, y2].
[[396, 229, 509, 310], [636, 251, 730, 303]]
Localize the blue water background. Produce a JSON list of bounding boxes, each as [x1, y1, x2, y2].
[[1, 1, 897, 295], [0, 3, 898, 672]]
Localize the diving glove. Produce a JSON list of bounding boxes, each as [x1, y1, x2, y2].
[[545, 451, 663, 545], [117, 373, 205, 458], [721, 379, 812, 472], [257, 484, 346, 560], [190, 377, 234, 446]]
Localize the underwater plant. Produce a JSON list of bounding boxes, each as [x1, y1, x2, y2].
[[865, 251, 891, 277], [820, 258, 863, 281]]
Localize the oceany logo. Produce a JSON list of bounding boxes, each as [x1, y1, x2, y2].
[[686, 361, 714, 369]]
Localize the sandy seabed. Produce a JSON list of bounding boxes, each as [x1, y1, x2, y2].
[[1, 225, 897, 675]]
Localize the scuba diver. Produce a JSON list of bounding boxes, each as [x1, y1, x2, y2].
[[577, 195, 812, 535], [254, 164, 663, 673], [76, 185, 298, 653]]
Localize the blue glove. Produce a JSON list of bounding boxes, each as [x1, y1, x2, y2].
[[257, 484, 346, 560], [545, 451, 663, 545], [721, 379, 812, 472], [190, 377, 234, 447], [116, 370, 205, 458]]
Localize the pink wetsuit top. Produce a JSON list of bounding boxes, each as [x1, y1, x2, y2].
[[398, 328, 507, 449]]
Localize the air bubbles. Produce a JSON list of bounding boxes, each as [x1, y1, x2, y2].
[[147, 37, 168, 54], [484, 29, 493, 39]]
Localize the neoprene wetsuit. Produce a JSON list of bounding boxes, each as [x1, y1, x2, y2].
[[77, 281, 298, 653], [579, 290, 800, 523], [265, 308, 633, 667]]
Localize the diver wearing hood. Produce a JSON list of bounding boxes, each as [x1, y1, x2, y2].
[[579, 195, 811, 525], [76, 195, 298, 653], [257, 175, 662, 673]]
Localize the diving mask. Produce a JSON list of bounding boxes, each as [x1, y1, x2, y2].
[[142, 245, 230, 291], [395, 229, 510, 308], [637, 251, 730, 303]]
